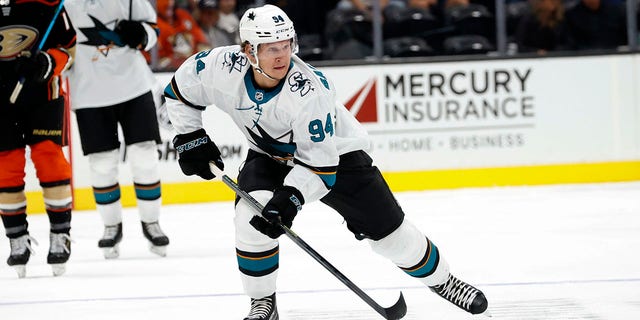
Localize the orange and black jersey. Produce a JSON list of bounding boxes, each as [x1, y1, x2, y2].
[[0, 0, 76, 103]]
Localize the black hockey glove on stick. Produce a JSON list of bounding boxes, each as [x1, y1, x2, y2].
[[114, 20, 148, 49], [14, 51, 56, 83], [250, 186, 304, 239], [9, 0, 65, 104], [208, 164, 407, 320], [173, 129, 224, 180]]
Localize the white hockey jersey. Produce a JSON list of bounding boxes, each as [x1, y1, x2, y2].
[[165, 46, 370, 202], [65, 0, 158, 109]]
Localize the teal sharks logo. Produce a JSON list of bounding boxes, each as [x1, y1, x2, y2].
[[79, 15, 123, 54], [246, 124, 296, 160]]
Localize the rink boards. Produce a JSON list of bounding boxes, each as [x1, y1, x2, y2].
[[23, 53, 640, 212]]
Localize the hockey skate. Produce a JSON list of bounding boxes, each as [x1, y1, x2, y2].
[[98, 223, 123, 259], [430, 274, 488, 315], [141, 221, 169, 257], [7, 234, 38, 278], [48, 232, 72, 276], [244, 293, 278, 320]]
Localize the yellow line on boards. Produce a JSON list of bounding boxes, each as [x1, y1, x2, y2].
[[382, 161, 640, 191], [23, 161, 640, 214]]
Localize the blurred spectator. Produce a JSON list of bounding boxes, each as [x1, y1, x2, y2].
[[515, 0, 569, 54], [347, 0, 391, 12], [156, 0, 211, 71], [175, 0, 198, 11], [565, 0, 627, 50], [445, 0, 468, 9], [217, 0, 241, 40], [197, 0, 239, 47], [337, 0, 393, 19], [408, 0, 438, 10]]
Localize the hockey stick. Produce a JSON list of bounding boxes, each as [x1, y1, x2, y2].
[[209, 164, 407, 320], [10, 0, 66, 104]]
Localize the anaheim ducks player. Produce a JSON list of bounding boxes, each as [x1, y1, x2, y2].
[[165, 4, 488, 319], [0, 0, 76, 278]]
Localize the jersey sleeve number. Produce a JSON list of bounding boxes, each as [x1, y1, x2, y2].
[[195, 49, 212, 74], [308, 113, 334, 142]]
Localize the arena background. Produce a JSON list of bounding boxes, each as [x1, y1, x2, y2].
[[22, 52, 640, 213]]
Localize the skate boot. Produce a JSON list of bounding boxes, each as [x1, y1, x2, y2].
[[141, 221, 169, 257], [244, 293, 278, 320], [48, 232, 72, 276], [430, 274, 488, 315], [98, 223, 123, 259], [7, 234, 38, 278]]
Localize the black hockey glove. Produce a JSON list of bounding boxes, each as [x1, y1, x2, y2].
[[172, 129, 224, 180], [114, 20, 148, 49], [14, 51, 55, 83], [250, 186, 304, 239]]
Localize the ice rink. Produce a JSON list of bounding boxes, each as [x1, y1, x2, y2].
[[1, 181, 639, 320]]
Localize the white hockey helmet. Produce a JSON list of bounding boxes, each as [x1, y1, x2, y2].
[[239, 5, 298, 59]]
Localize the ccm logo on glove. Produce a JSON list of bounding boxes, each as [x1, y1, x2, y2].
[[176, 136, 209, 153], [172, 129, 224, 180]]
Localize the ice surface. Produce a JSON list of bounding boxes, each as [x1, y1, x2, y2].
[[1, 182, 639, 319]]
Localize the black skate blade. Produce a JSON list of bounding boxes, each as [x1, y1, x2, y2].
[[381, 292, 407, 319]]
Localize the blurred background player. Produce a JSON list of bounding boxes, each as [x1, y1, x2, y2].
[[196, 0, 240, 48], [216, 0, 240, 42], [0, 0, 76, 278], [165, 4, 487, 319], [65, 0, 169, 259], [156, 0, 211, 70]]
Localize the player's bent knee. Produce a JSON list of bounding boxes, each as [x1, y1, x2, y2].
[[0, 149, 26, 188], [368, 219, 427, 266], [128, 141, 160, 183], [235, 190, 275, 247], [88, 149, 120, 187], [370, 219, 451, 286], [30, 141, 71, 183]]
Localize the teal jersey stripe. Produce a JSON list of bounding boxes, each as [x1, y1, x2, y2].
[[164, 83, 177, 100], [318, 173, 337, 188]]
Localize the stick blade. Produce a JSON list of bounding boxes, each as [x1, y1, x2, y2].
[[383, 292, 407, 319]]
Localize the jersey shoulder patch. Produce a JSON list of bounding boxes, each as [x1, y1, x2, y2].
[[219, 47, 249, 74], [285, 59, 332, 101]]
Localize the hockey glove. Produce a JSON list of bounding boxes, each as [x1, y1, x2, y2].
[[14, 51, 55, 83], [172, 129, 224, 180], [114, 20, 148, 49], [250, 186, 305, 239]]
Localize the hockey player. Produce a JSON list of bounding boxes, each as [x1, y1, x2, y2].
[[165, 4, 488, 319], [65, 0, 169, 259], [0, 0, 76, 278]]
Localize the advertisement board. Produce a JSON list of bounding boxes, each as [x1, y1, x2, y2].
[[23, 54, 640, 212]]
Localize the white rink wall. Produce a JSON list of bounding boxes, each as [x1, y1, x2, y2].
[[21, 54, 640, 208]]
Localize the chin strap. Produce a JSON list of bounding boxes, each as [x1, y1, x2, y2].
[[254, 65, 278, 82], [246, 50, 279, 82]]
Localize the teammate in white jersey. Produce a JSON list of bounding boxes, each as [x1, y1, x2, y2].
[[165, 5, 488, 319], [65, 0, 169, 259]]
